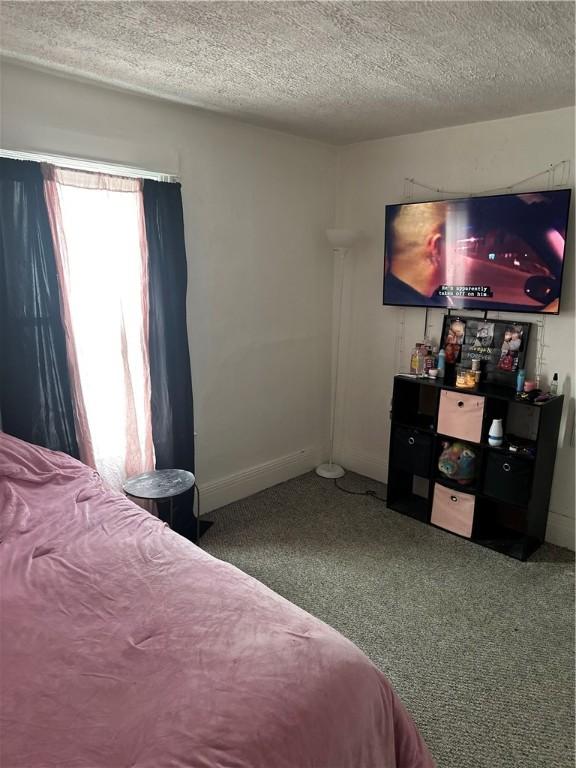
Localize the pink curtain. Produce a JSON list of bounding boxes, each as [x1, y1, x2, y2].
[[43, 165, 155, 490]]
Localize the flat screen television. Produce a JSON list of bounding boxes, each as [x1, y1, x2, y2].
[[383, 189, 571, 314]]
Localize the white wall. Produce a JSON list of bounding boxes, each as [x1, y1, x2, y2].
[[333, 107, 575, 549], [0, 61, 338, 509], [2, 62, 574, 549]]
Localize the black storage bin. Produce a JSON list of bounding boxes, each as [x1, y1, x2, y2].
[[390, 426, 433, 477], [483, 452, 534, 507]]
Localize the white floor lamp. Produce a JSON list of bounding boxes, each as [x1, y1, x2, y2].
[[316, 228, 359, 479]]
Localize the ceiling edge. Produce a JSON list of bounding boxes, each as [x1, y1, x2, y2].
[[0, 53, 341, 147]]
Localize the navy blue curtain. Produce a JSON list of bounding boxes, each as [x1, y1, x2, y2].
[[0, 158, 79, 457], [143, 180, 196, 537]]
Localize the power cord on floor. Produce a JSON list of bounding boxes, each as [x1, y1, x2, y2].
[[333, 478, 387, 504]]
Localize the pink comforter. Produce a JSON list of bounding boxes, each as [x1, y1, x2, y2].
[[0, 433, 434, 768]]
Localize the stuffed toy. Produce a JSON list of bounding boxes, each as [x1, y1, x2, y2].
[[438, 441, 477, 485]]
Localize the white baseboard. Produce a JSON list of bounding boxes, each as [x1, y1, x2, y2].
[[198, 447, 319, 514], [338, 446, 388, 483], [338, 446, 575, 552], [546, 512, 575, 551]]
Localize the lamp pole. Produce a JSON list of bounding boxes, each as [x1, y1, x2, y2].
[[316, 228, 360, 479]]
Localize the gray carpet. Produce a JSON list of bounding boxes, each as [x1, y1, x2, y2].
[[202, 471, 575, 768]]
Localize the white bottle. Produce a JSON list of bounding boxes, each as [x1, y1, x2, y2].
[[549, 373, 559, 396], [488, 419, 504, 447]]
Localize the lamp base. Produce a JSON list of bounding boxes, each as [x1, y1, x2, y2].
[[315, 463, 345, 479]]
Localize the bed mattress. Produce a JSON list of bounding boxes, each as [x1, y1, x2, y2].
[[0, 433, 434, 768]]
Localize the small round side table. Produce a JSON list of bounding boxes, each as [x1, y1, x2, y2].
[[123, 469, 199, 539]]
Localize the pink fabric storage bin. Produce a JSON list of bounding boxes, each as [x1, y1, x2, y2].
[[431, 483, 475, 538], [437, 390, 485, 442]]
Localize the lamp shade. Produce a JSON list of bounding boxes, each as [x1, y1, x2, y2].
[[326, 228, 359, 249]]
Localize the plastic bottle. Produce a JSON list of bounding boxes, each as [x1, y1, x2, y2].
[[549, 373, 559, 396], [516, 368, 526, 394], [424, 345, 435, 374], [437, 348, 446, 378], [416, 345, 426, 376], [410, 344, 420, 375]]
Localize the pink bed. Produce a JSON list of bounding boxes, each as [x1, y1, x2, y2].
[[0, 433, 434, 768]]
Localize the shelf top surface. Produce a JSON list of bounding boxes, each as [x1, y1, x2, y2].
[[394, 374, 563, 407]]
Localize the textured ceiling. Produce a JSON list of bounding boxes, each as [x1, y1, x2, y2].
[[1, 1, 574, 144]]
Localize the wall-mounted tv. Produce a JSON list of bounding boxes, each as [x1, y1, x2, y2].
[[383, 189, 571, 314]]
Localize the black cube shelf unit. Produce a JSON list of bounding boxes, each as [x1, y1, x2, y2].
[[387, 375, 564, 560]]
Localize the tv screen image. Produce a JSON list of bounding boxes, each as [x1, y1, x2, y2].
[[383, 189, 571, 314]]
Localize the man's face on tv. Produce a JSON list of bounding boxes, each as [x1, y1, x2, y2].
[[389, 202, 448, 296]]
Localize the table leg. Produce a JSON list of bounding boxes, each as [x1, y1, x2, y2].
[[169, 498, 174, 529]]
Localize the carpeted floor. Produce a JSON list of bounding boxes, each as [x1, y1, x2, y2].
[[202, 471, 574, 768]]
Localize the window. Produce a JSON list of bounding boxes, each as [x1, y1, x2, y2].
[[44, 167, 154, 489]]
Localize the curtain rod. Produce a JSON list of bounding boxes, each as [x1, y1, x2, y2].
[[0, 148, 179, 183]]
